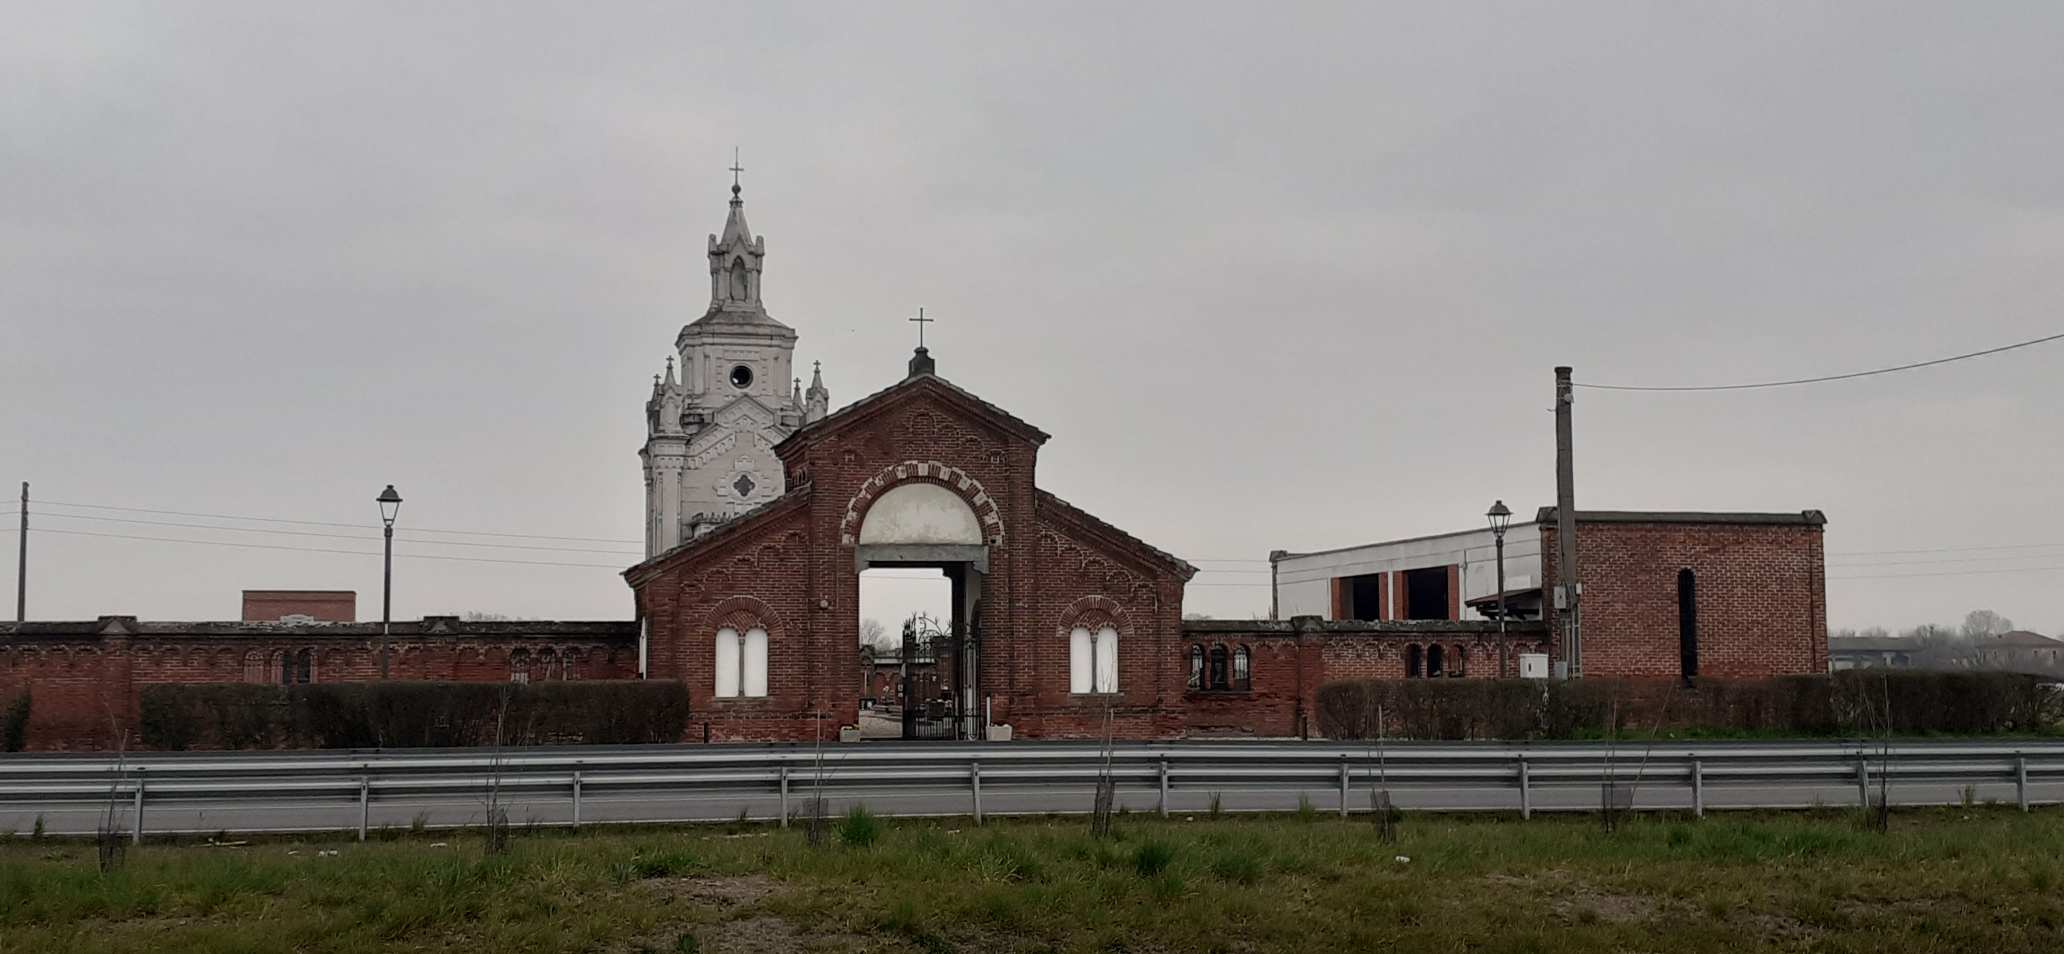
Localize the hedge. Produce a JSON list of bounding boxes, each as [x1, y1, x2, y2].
[[138, 681, 691, 751], [1315, 672, 2064, 741], [2, 688, 29, 752]]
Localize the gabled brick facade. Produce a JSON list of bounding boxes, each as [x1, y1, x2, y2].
[[626, 370, 1198, 741]]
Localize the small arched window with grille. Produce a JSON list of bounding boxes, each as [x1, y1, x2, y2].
[[1232, 646, 1251, 691], [1187, 645, 1204, 690], [280, 649, 313, 686]]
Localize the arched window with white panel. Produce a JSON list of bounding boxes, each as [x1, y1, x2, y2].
[[715, 626, 770, 698], [742, 627, 768, 696], [1070, 627, 1094, 694], [714, 627, 741, 697], [1094, 625, 1119, 693]]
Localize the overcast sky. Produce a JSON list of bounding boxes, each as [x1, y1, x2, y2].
[[4, 2, 2061, 636]]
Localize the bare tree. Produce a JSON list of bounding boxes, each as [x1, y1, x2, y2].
[[1903, 623, 1960, 650], [481, 686, 512, 854], [1090, 703, 1117, 840], [96, 718, 129, 872], [859, 618, 892, 654], [1960, 609, 2015, 642]]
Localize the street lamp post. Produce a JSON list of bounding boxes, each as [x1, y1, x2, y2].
[[1485, 500, 1512, 635], [377, 484, 403, 679]]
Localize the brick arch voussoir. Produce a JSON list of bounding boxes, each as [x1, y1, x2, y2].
[[839, 459, 1004, 547], [706, 595, 783, 637], [1056, 594, 1130, 636]]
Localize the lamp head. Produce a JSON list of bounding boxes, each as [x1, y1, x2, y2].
[[1485, 499, 1512, 536], [376, 484, 403, 526]]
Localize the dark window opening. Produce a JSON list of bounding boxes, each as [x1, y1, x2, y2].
[[1677, 568, 1699, 685], [1405, 644, 1423, 679], [1190, 643, 1252, 692], [1344, 573, 1384, 621], [1427, 644, 1445, 678], [1452, 646, 1467, 678], [1403, 566, 1452, 620], [729, 364, 754, 389], [281, 649, 312, 686]]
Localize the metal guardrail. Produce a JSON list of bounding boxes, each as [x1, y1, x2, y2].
[[2, 740, 2060, 840]]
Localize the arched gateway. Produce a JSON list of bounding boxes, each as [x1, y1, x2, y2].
[[626, 349, 1198, 742]]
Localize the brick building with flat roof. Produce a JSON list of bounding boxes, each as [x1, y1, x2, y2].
[[240, 590, 357, 623], [1273, 509, 1828, 684]]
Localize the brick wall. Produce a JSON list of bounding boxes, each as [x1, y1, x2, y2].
[[0, 617, 638, 750], [1182, 618, 1550, 737], [1538, 511, 1827, 680]]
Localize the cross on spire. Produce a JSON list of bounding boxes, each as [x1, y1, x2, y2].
[[729, 147, 744, 199], [908, 307, 934, 349]]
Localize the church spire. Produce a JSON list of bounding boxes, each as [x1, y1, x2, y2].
[[805, 359, 830, 422], [708, 149, 765, 310]]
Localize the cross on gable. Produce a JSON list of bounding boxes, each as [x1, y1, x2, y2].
[[908, 307, 935, 349]]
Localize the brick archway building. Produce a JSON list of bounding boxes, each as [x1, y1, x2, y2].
[[626, 351, 1199, 741]]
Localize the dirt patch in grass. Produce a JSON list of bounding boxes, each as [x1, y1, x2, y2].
[[639, 874, 781, 908], [696, 915, 882, 954], [1550, 884, 1662, 925], [1736, 910, 1822, 944], [702, 915, 811, 953]]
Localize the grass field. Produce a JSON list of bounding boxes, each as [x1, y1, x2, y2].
[[2, 806, 2061, 953]]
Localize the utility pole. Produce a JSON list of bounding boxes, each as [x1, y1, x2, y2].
[[1268, 550, 1285, 621], [1554, 367, 1581, 678], [14, 482, 25, 623]]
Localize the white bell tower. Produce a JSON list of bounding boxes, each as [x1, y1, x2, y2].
[[642, 161, 829, 557]]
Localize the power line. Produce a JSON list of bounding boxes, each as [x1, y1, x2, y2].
[[22, 511, 644, 556], [1831, 551, 2064, 570], [1830, 541, 2064, 558], [1575, 330, 2064, 392], [32, 499, 643, 545], [1829, 564, 2064, 581], [27, 525, 2059, 584], [31, 527, 628, 570]]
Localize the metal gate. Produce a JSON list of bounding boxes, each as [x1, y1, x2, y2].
[[900, 615, 964, 740]]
